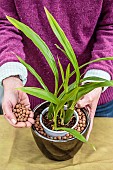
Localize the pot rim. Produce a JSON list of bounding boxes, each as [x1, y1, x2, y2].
[[32, 101, 90, 142]]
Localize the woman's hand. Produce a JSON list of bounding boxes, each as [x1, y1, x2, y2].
[[76, 87, 102, 140], [2, 76, 34, 128]]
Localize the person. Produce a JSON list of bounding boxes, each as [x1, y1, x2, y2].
[[0, 0, 113, 139]]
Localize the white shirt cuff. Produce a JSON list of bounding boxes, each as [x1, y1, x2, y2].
[[0, 62, 28, 86], [84, 69, 111, 92]]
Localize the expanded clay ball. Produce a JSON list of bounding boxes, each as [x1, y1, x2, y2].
[[13, 103, 32, 122]]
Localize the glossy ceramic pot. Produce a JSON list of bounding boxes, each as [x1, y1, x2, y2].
[[31, 101, 90, 161]]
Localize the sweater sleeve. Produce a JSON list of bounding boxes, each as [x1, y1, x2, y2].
[[0, 0, 25, 65], [85, 0, 113, 80]]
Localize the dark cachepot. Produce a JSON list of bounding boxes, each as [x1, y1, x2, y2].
[[31, 101, 90, 161]]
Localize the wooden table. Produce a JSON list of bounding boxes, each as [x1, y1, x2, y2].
[[0, 116, 113, 170]]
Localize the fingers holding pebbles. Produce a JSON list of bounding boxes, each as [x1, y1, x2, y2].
[[13, 103, 33, 125]]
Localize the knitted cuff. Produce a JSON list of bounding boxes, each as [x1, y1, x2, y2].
[[84, 69, 111, 92], [0, 62, 28, 86]]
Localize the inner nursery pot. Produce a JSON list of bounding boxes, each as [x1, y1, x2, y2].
[[31, 101, 90, 161], [40, 105, 79, 137]]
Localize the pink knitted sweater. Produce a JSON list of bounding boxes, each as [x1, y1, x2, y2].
[[0, 0, 113, 109]]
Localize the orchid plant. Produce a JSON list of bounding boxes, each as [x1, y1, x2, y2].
[[6, 7, 113, 144]]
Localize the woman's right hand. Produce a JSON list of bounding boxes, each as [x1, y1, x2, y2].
[[2, 76, 34, 128]]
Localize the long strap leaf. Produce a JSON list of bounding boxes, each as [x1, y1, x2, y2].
[[6, 15, 59, 94], [17, 87, 60, 104], [70, 57, 113, 78], [57, 57, 65, 83], [56, 127, 87, 142], [70, 80, 113, 102], [80, 76, 108, 84], [79, 57, 113, 69], [44, 7, 80, 86], [64, 63, 70, 93], [16, 55, 49, 91]]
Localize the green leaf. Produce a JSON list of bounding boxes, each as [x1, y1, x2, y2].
[[56, 127, 87, 143], [56, 83, 64, 96], [16, 55, 48, 91], [55, 44, 67, 56], [80, 76, 108, 84], [79, 57, 113, 69], [44, 7, 80, 86], [70, 57, 113, 79], [64, 63, 70, 93], [58, 81, 76, 100], [57, 128, 96, 150], [48, 103, 54, 120], [17, 87, 60, 104], [73, 80, 113, 102], [67, 100, 73, 108], [57, 57, 65, 83], [6, 15, 59, 94], [64, 109, 74, 124], [56, 87, 80, 114]]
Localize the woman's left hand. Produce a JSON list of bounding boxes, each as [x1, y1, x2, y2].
[[76, 87, 102, 140]]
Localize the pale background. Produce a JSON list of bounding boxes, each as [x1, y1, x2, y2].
[[0, 87, 3, 113]]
